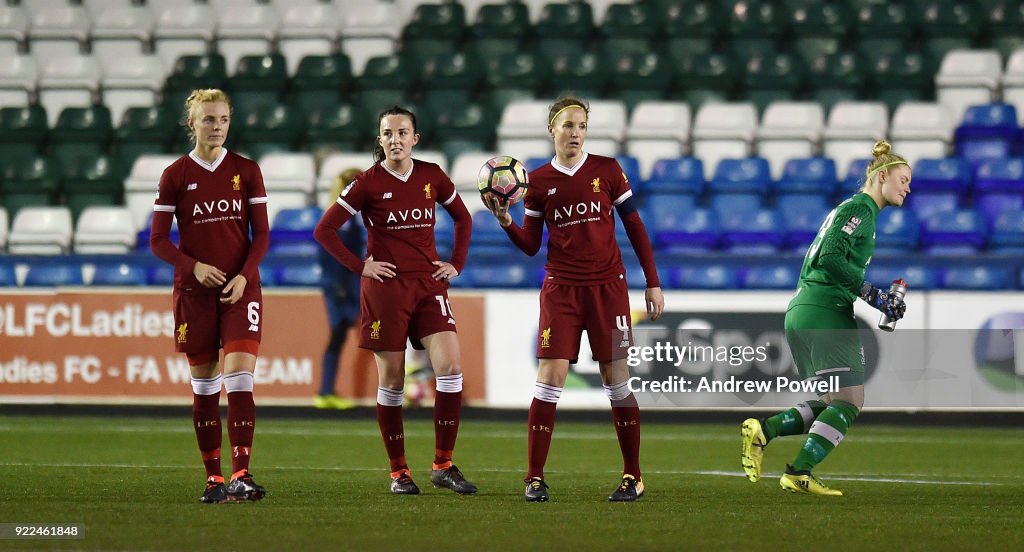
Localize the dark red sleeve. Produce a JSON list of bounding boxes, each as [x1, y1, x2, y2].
[[442, 193, 472, 273], [502, 214, 544, 256], [150, 210, 196, 272], [314, 202, 365, 275], [239, 165, 270, 281], [621, 210, 660, 288]]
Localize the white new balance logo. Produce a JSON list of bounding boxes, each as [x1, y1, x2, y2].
[[548, 188, 557, 195], [383, 192, 393, 199], [187, 183, 198, 191]]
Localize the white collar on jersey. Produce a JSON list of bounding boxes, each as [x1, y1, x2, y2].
[[188, 148, 228, 173], [550, 152, 589, 177], [381, 159, 414, 182]]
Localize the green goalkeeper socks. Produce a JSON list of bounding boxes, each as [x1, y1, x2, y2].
[[762, 400, 826, 441], [791, 399, 859, 472]]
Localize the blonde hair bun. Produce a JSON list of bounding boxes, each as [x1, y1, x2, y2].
[[871, 140, 892, 158]]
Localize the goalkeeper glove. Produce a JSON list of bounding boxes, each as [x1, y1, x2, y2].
[[859, 282, 906, 321]]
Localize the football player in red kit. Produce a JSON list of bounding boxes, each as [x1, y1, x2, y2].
[[315, 106, 477, 495], [150, 89, 269, 504], [483, 95, 665, 502]]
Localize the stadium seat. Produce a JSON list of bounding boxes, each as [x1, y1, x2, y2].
[[290, 55, 351, 116], [911, 158, 972, 194], [776, 157, 837, 196], [8, 206, 73, 254], [100, 55, 164, 125], [304, 104, 369, 153], [988, 210, 1024, 253], [935, 50, 1003, 122], [543, 51, 609, 103], [136, 213, 178, 252], [866, 264, 940, 290], [270, 206, 323, 253], [152, 4, 215, 71], [433, 103, 493, 159], [955, 104, 1019, 167], [238, 104, 303, 159], [822, 101, 888, 178], [339, 3, 399, 75], [24, 262, 83, 287], [0, 55, 38, 107], [616, 155, 641, 188], [974, 158, 1024, 193], [975, 192, 1024, 223], [756, 102, 825, 180], [806, 51, 865, 113], [582, 100, 627, 157], [0, 261, 14, 286], [90, 6, 154, 62], [73, 206, 135, 254], [608, 52, 672, 112], [91, 262, 147, 286], [276, 262, 323, 287], [777, 193, 830, 250], [743, 53, 807, 115], [870, 52, 934, 114], [669, 52, 737, 109], [692, 102, 758, 176], [644, 194, 697, 227], [163, 54, 228, 114], [920, 209, 988, 254], [0, 156, 60, 219], [709, 157, 771, 195], [839, 158, 872, 196], [471, 211, 514, 255], [259, 152, 315, 196], [213, 2, 277, 75], [645, 157, 704, 195], [0, 205, 7, 251], [672, 264, 738, 290], [113, 106, 175, 171], [0, 7, 29, 62], [942, 266, 1012, 290], [875, 208, 921, 254], [649, 207, 719, 253], [742, 263, 799, 290], [37, 55, 101, 128], [315, 152, 373, 196], [277, 3, 342, 75], [719, 208, 785, 253], [890, 102, 955, 168], [228, 54, 289, 116], [463, 261, 532, 289], [450, 151, 501, 194], [496, 99, 555, 159], [624, 101, 691, 180], [710, 192, 763, 219], [29, 6, 91, 69], [480, 52, 543, 115], [49, 106, 114, 170], [0, 105, 48, 162], [354, 55, 412, 113], [1003, 49, 1024, 126], [419, 52, 483, 115], [906, 193, 959, 222]]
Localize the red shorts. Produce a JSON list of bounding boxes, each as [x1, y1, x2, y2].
[[172, 284, 263, 354], [359, 276, 457, 351], [537, 278, 632, 363]]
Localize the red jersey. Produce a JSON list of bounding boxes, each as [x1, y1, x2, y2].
[[335, 160, 459, 276], [525, 153, 633, 284], [152, 149, 269, 288]]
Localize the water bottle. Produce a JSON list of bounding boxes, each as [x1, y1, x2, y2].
[[878, 278, 908, 332]]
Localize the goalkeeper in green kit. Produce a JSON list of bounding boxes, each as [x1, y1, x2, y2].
[[741, 140, 912, 496]]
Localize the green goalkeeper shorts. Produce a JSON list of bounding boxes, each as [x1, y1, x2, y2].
[[784, 304, 865, 389]]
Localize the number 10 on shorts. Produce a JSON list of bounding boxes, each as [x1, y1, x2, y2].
[[247, 302, 260, 332], [435, 295, 455, 323]]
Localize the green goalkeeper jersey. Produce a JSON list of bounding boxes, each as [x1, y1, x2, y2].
[[789, 193, 880, 313]]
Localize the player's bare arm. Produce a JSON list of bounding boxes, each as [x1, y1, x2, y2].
[[645, 287, 665, 321]]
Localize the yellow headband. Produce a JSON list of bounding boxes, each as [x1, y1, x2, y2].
[[548, 105, 586, 127], [867, 160, 908, 181]]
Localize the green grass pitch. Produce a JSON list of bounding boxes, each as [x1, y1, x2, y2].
[[1, 415, 1022, 551]]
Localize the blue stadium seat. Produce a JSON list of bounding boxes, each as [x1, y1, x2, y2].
[[988, 210, 1024, 253], [649, 207, 719, 253], [906, 193, 959, 221], [911, 157, 971, 194], [0, 263, 16, 286], [719, 208, 785, 253], [709, 192, 762, 219], [974, 157, 1024, 193], [463, 262, 531, 288], [434, 208, 455, 255], [92, 263, 147, 286], [277, 262, 323, 287], [742, 264, 799, 289], [955, 104, 1018, 167], [622, 263, 647, 289], [942, 266, 1012, 290], [271, 207, 323, 239], [24, 263, 83, 286], [975, 192, 1024, 223], [839, 158, 871, 196], [866, 264, 940, 290], [777, 194, 830, 250], [875, 208, 920, 254], [920, 209, 988, 254], [136, 214, 178, 251], [616, 155, 641, 187], [709, 157, 771, 194], [148, 264, 175, 286], [776, 157, 837, 196], [645, 157, 705, 195], [671, 264, 739, 289], [525, 157, 549, 172], [471, 210, 515, 255], [258, 264, 277, 286]]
